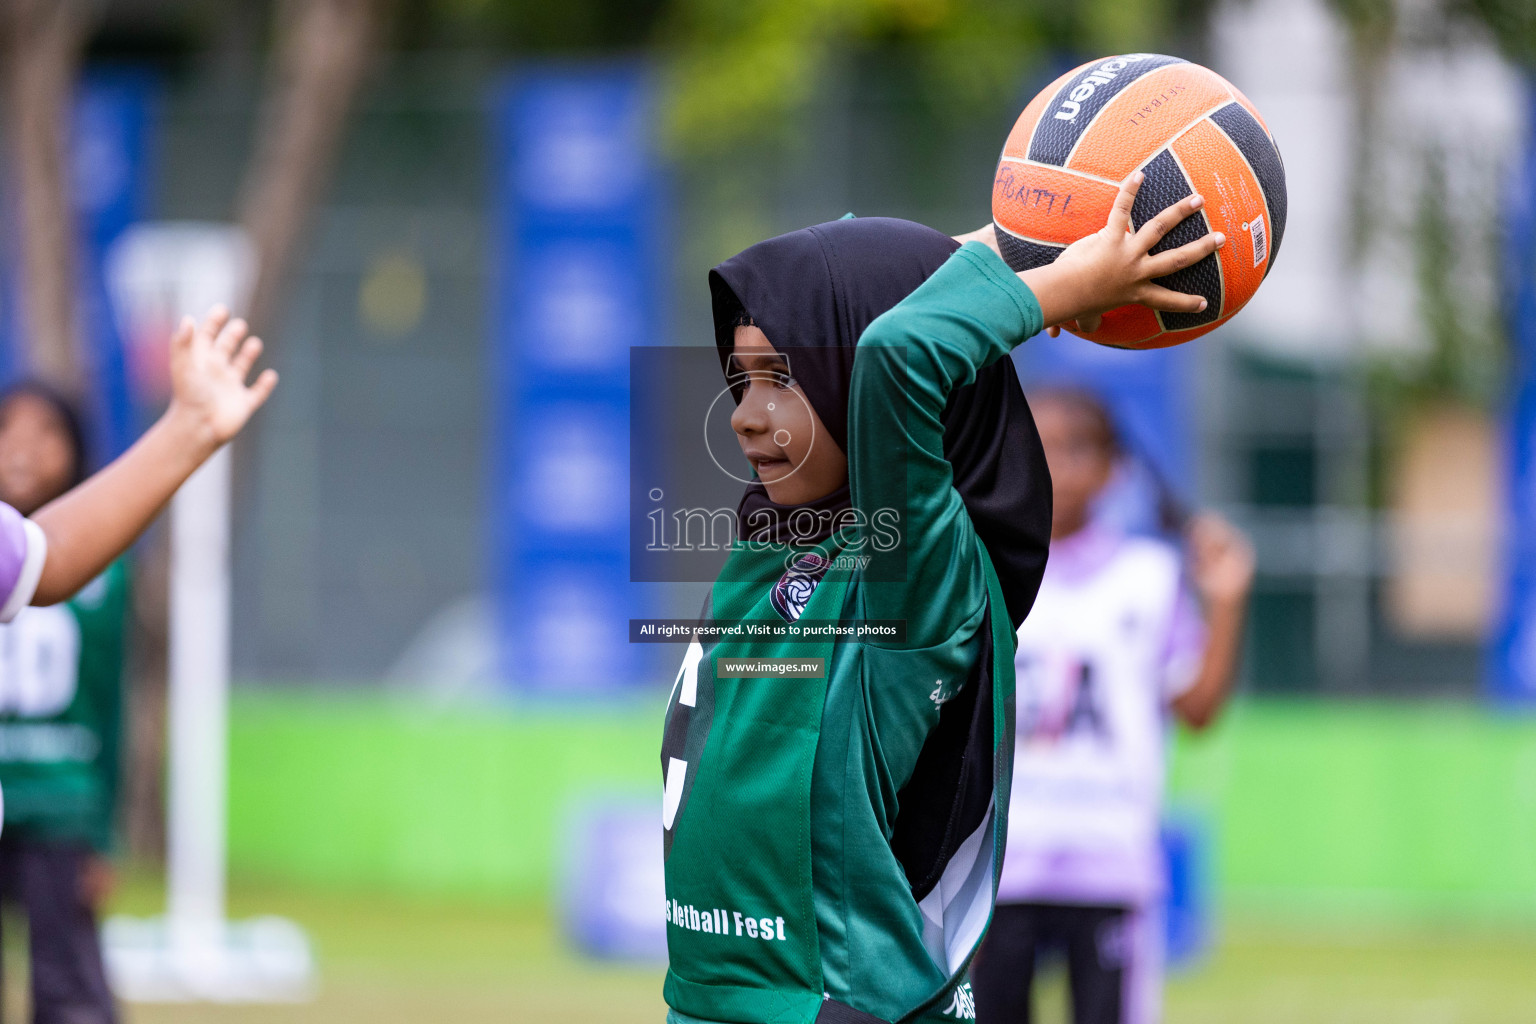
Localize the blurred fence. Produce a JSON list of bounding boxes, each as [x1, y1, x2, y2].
[[151, 64, 496, 683], [1206, 353, 1491, 697]]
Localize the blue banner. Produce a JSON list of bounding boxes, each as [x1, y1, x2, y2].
[[490, 66, 664, 693], [559, 797, 667, 961], [0, 71, 150, 461], [1491, 78, 1536, 704], [1160, 813, 1210, 968]]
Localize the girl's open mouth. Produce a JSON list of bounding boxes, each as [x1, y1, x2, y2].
[[748, 453, 791, 476]]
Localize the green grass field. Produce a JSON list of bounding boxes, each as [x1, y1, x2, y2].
[[5, 697, 1533, 1022], [6, 873, 1532, 1024]]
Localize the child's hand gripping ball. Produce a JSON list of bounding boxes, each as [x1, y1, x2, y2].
[[991, 54, 1287, 349]]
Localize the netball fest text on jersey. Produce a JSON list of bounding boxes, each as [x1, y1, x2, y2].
[[659, 542, 846, 1021], [666, 901, 787, 942]]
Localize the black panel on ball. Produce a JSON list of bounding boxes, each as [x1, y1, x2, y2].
[[1132, 149, 1221, 331], [1211, 102, 1288, 271], [1026, 54, 1187, 167], [992, 225, 1066, 274]]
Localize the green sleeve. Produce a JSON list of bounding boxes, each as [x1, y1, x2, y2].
[[847, 242, 1042, 646]]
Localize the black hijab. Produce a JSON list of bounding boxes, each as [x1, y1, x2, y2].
[[709, 216, 1052, 629]]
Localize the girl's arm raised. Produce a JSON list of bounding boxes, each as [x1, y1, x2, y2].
[[26, 306, 277, 606], [853, 174, 1222, 642], [849, 242, 1042, 643]]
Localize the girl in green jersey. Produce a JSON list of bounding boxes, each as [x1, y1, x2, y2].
[[0, 383, 129, 1024], [660, 174, 1224, 1024]]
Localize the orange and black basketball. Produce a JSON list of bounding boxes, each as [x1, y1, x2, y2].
[[992, 54, 1287, 349]]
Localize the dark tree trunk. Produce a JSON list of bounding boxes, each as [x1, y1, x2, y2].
[[239, 0, 382, 332], [0, 0, 94, 388]]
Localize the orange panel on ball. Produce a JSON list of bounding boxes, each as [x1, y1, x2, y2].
[[1073, 303, 1162, 349], [992, 162, 1119, 245], [1066, 65, 1234, 180], [1170, 118, 1268, 309], [1138, 309, 1239, 348]]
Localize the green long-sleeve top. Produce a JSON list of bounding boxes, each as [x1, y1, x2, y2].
[[0, 561, 130, 853], [662, 242, 1043, 1024]]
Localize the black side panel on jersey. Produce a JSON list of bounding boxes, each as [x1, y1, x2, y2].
[[1133, 149, 1221, 331], [993, 226, 1065, 274], [1026, 54, 1186, 167], [891, 607, 996, 903], [1211, 101, 1288, 270]]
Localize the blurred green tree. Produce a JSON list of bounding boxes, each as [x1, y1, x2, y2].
[[1333, 0, 1523, 420], [398, 0, 669, 50], [395, 0, 1214, 153], [1458, 0, 1536, 68], [655, 0, 1215, 154]]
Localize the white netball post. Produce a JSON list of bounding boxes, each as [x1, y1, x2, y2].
[[100, 223, 314, 1001]]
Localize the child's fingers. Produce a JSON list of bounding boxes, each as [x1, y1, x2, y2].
[[954, 224, 1000, 254], [1046, 316, 1102, 336], [1144, 230, 1226, 278], [1187, 516, 1225, 560], [1132, 194, 1205, 254], [232, 335, 264, 378], [200, 304, 231, 341], [1106, 171, 1144, 235], [247, 367, 280, 409], [214, 317, 248, 356], [171, 315, 195, 354], [1138, 283, 1209, 314]]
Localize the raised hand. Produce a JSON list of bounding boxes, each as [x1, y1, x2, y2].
[[168, 305, 280, 450], [1023, 171, 1225, 335], [1170, 511, 1255, 731], [1187, 512, 1256, 609], [27, 305, 279, 605]]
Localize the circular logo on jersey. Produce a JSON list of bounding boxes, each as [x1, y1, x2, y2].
[[770, 553, 831, 622]]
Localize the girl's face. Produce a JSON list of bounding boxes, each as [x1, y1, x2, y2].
[[730, 325, 848, 506], [1033, 395, 1115, 539], [0, 393, 78, 516]]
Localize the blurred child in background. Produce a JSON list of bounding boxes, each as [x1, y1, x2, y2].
[[0, 382, 129, 1023], [972, 388, 1254, 1024], [0, 305, 274, 1022]]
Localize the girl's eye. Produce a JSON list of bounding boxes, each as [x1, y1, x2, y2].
[[737, 370, 794, 390]]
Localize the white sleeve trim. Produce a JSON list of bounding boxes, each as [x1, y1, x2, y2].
[[0, 518, 48, 623]]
